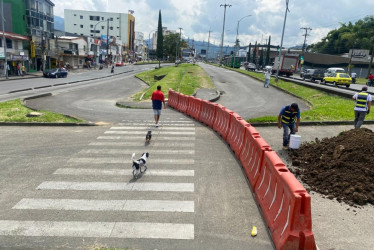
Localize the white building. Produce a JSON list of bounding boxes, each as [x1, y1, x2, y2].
[[134, 32, 145, 60], [64, 9, 135, 59], [152, 27, 176, 50]]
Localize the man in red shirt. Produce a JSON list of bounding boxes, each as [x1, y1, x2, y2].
[[151, 85, 166, 127], [368, 73, 374, 87]]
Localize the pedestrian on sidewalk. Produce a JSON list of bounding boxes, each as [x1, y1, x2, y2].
[[352, 86, 372, 129], [368, 73, 374, 87], [16, 63, 21, 76], [278, 103, 300, 150], [111, 65, 114, 73], [264, 69, 271, 88], [151, 85, 166, 127], [21, 65, 26, 76]]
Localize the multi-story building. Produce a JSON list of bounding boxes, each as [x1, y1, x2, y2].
[[0, 32, 29, 76], [24, 0, 55, 71], [134, 31, 145, 61], [151, 27, 175, 50], [64, 9, 135, 62]]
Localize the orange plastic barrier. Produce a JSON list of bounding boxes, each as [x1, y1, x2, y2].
[[255, 151, 316, 250], [186, 96, 203, 120], [198, 100, 218, 127], [226, 112, 250, 157], [177, 94, 189, 113], [239, 127, 272, 189], [168, 89, 179, 109], [212, 105, 233, 139]]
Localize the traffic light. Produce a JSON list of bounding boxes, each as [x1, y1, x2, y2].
[[300, 55, 303, 60], [276, 46, 280, 51]]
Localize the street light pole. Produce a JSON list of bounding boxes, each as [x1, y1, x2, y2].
[[93, 19, 109, 65], [275, 0, 290, 82], [234, 14, 251, 67], [1, 0, 8, 79], [219, 3, 231, 66]]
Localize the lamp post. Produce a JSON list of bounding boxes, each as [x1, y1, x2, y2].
[[234, 14, 251, 67], [275, 0, 290, 82], [93, 19, 109, 65]]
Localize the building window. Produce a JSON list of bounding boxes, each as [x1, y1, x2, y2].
[[74, 24, 76, 26], [80, 15, 83, 19], [90, 25, 93, 28], [101, 17, 104, 20], [6, 38, 12, 49], [110, 17, 113, 21], [101, 26, 104, 29], [110, 27, 113, 30], [80, 25, 83, 28], [89, 16, 100, 21], [74, 14, 76, 16], [0, 38, 2, 47]]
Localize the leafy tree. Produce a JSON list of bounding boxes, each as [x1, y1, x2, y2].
[[309, 16, 374, 55], [259, 48, 264, 68], [156, 10, 164, 67]]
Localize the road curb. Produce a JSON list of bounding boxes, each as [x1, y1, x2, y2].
[[250, 120, 374, 127]]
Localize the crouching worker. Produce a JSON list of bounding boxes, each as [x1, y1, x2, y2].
[[278, 103, 300, 150]]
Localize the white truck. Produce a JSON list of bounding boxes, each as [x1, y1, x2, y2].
[[272, 54, 299, 77]]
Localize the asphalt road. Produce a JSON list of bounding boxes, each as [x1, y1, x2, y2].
[[0, 66, 275, 249], [199, 64, 309, 119]]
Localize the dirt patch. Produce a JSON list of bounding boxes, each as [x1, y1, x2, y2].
[[290, 128, 374, 206]]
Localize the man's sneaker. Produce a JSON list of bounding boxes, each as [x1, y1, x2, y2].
[[282, 146, 289, 150], [155, 123, 159, 128]]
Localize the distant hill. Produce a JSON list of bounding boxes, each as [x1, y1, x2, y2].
[[54, 16, 64, 31]]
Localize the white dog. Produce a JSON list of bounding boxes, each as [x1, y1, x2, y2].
[[131, 152, 149, 178]]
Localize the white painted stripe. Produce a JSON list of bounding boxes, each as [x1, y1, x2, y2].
[[54, 168, 195, 177], [97, 136, 195, 141], [78, 149, 194, 155], [89, 141, 195, 147], [105, 131, 195, 135], [121, 120, 193, 123], [0, 220, 194, 239], [68, 157, 194, 164], [13, 198, 194, 212], [118, 123, 195, 127], [110, 127, 195, 131], [37, 181, 195, 192]]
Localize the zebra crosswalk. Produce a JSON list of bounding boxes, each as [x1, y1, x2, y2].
[[0, 119, 196, 241]]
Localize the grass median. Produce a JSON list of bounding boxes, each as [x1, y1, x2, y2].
[[0, 99, 84, 123], [208, 63, 371, 123], [134, 64, 214, 100]]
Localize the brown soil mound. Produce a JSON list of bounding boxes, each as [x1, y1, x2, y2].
[[290, 128, 374, 206]]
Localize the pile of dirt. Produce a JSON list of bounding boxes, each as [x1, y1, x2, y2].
[[290, 128, 374, 206]]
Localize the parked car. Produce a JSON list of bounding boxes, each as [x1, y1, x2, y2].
[[43, 68, 68, 78], [245, 62, 256, 71], [115, 62, 124, 66], [302, 69, 325, 82], [322, 73, 351, 88]]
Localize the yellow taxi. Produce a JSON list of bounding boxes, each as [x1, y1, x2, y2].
[[322, 73, 351, 88]]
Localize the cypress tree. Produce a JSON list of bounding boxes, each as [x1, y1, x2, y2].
[[252, 41, 257, 64], [156, 10, 164, 67], [265, 36, 271, 65], [247, 43, 251, 62]]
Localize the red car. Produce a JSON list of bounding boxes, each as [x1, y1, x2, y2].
[[115, 62, 124, 67]]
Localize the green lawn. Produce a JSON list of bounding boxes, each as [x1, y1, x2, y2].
[[134, 64, 214, 100], [207, 63, 370, 123], [0, 99, 84, 123]]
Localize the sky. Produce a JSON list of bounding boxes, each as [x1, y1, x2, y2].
[[53, 0, 374, 48]]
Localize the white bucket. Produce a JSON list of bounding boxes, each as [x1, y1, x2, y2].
[[289, 134, 301, 149]]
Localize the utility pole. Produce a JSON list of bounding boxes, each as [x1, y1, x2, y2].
[[178, 27, 182, 60], [219, 3, 231, 65], [207, 30, 211, 62], [1, 0, 8, 79], [300, 27, 311, 72], [300, 27, 312, 53], [275, 0, 290, 82], [106, 18, 109, 64]]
